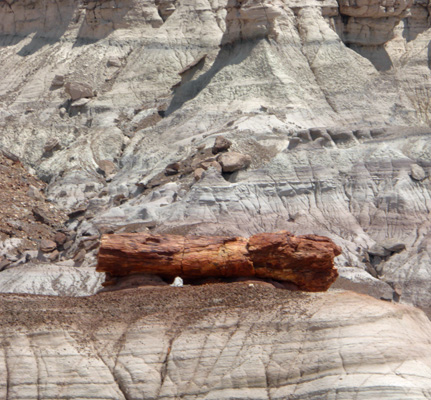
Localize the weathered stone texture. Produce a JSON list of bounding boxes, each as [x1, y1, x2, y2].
[[97, 232, 341, 291]]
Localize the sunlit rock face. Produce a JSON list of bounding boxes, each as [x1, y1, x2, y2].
[[1, 0, 431, 320], [1, 287, 431, 400]]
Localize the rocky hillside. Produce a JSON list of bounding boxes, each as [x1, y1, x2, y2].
[[2, 0, 431, 311]]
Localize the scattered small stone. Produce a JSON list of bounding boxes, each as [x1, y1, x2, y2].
[[194, 167, 205, 180], [97, 160, 117, 177], [165, 162, 180, 176], [68, 205, 87, 219], [107, 57, 122, 67], [32, 206, 54, 226], [51, 74, 65, 87], [113, 194, 127, 206], [54, 231, 68, 246], [65, 81, 95, 101], [80, 236, 100, 251], [410, 164, 426, 181], [73, 249, 86, 263], [40, 239, 57, 253], [43, 138, 60, 153], [218, 151, 251, 173], [170, 276, 184, 287], [393, 283, 403, 296], [63, 240, 73, 251], [47, 249, 59, 261], [71, 98, 91, 107], [200, 160, 222, 173], [59, 107, 67, 117], [212, 135, 232, 154]]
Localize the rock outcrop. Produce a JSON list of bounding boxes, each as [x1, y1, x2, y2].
[[0, 262, 104, 296], [97, 231, 341, 291], [1, 286, 431, 399]]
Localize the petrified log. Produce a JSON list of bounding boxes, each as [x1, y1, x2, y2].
[[97, 231, 341, 291]]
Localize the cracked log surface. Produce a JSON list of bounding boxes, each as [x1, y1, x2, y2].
[[97, 231, 341, 291], [1, 285, 431, 400]]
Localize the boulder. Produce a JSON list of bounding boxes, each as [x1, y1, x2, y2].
[[194, 167, 205, 180], [107, 57, 122, 67], [218, 152, 251, 172], [51, 74, 65, 87], [368, 244, 390, 257], [212, 135, 232, 154], [97, 160, 117, 177], [410, 164, 426, 181], [39, 239, 57, 253], [54, 231, 68, 246], [382, 240, 406, 253], [97, 231, 341, 291], [65, 81, 94, 101]]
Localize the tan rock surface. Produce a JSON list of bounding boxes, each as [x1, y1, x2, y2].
[[1, 286, 431, 399]]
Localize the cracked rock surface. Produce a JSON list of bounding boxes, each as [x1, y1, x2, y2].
[[1, 0, 431, 396], [0, 0, 430, 310], [1, 285, 431, 400]]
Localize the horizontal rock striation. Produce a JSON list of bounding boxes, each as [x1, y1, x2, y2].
[[1, 287, 431, 399], [1, 0, 431, 318], [97, 231, 341, 291]]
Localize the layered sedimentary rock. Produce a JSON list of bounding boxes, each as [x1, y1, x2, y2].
[[1, 286, 431, 399], [0, 263, 104, 296], [337, 0, 413, 45], [97, 231, 341, 291], [0, 0, 430, 317]]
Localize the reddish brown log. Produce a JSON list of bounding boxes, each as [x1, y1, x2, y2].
[[97, 231, 341, 291]]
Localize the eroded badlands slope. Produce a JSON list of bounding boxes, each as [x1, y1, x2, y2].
[[1, 285, 431, 400], [1, 1, 431, 311]]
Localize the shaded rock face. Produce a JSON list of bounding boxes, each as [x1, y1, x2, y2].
[[337, 0, 413, 45], [97, 231, 341, 291], [1, 287, 431, 399]]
